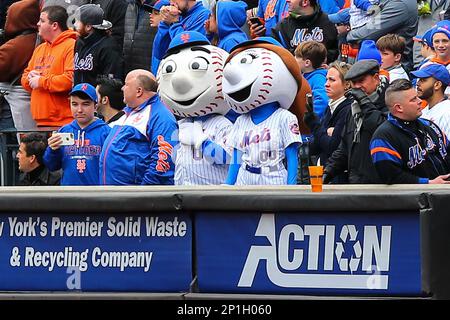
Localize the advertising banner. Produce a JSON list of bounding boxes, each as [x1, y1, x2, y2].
[[0, 213, 192, 291], [196, 211, 421, 295]]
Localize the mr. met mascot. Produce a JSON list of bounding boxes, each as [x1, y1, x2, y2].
[[157, 31, 232, 185]]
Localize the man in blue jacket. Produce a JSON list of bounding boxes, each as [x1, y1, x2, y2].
[[99, 69, 177, 185]]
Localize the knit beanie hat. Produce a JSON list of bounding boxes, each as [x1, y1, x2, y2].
[[357, 40, 382, 65]]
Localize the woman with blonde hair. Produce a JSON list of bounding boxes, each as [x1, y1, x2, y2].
[[303, 61, 353, 183]]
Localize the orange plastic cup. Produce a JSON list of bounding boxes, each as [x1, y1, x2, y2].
[[308, 166, 324, 192]]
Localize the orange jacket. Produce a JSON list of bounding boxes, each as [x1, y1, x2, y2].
[[21, 29, 77, 127]]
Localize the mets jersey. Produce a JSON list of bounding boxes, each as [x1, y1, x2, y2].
[[227, 108, 302, 185], [175, 114, 232, 185]]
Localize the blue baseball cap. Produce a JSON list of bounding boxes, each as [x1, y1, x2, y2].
[[165, 31, 210, 56], [328, 8, 350, 25], [69, 83, 98, 103], [414, 27, 436, 48], [411, 63, 450, 86], [143, 0, 170, 12]]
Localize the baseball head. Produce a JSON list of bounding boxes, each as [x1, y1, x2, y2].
[[157, 44, 230, 118], [222, 47, 298, 114]]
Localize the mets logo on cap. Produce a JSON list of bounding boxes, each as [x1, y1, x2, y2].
[[166, 31, 210, 54], [180, 33, 190, 44], [81, 84, 88, 91]]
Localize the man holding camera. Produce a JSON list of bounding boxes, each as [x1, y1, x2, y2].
[[44, 83, 110, 185], [323, 59, 389, 184]]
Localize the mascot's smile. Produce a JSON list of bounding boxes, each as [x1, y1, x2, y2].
[[227, 81, 255, 102], [158, 43, 230, 117], [170, 87, 209, 106], [223, 47, 298, 114]]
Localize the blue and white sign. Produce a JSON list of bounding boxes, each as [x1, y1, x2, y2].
[[0, 213, 192, 291], [196, 212, 421, 295]]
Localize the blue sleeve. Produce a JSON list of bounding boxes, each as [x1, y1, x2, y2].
[[257, 0, 265, 18], [142, 107, 178, 185], [286, 142, 300, 185], [353, 0, 372, 11], [225, 148, 242, 185], [43, 147, 63, 172], [309, 76, 329, 119], [202, 139, 229, 165], [102, 125, 111, 142], [280, 0, 289, 20], [169, 10, 210, 39], [318, 0, 341, 14], [153, 22, 171, 61]]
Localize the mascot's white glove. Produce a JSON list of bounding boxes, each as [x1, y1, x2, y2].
[[178, 120, 208, 149]]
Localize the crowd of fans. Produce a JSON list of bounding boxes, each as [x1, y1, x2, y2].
[[1, 0, 450, 186]]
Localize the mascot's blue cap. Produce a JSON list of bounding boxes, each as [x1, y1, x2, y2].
[[166, 31, 210, 56]]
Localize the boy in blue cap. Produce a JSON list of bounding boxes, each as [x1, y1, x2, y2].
[[430, 21, 450, 66], [44, 83, 111, 185], [413, 27, 436, 69]]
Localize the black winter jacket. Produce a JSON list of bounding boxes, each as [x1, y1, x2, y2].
[[74, 29, 124, 85], [307, 97, 352, 183], [123, 0, 157, 74], [370, 114, 450, 184], [272, 5, 338, 63], [18, 165, 61, 186], [324, 82, 388, 184]]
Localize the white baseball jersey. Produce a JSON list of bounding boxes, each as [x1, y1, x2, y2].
[[227, 108, 302, 185], [421, 99, 450, 138], [175, 115, 232, 185]]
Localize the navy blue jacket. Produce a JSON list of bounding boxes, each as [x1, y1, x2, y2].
[[308, 97, 351, 183]]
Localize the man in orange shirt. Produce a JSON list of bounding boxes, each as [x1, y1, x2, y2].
[[21, 5, 76, 127]]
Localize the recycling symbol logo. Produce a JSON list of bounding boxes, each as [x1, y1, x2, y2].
[[335, 225, 362, 272]]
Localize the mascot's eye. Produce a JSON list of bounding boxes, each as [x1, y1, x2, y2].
[[162, 60, 177, 74], [240, 53, 258, 64], [189, 57, 209, 70]]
